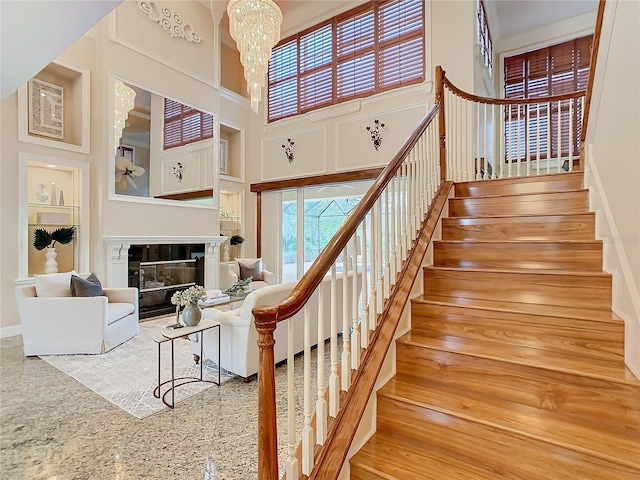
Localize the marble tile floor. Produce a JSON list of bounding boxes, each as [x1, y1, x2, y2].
[[0, 322, 325, 479]]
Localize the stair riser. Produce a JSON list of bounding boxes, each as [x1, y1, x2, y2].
[[442, 214, 596, 241], [395, 342, 638, 426], [434, 241, 603, 271], [449, 191, 589, 217], [455, 173, 584, 197], [410, 305, 624, 360], [376, 396, 639, 480], [423, 268, 612, 311]]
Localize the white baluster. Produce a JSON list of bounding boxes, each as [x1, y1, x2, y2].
[[568, 99, 573, 172], [526, 104, 531, 176], [390, 174, 398, 282], [383, 187, 391, 299], [499, 105, 505, 178], [316, 283, 327, 444], [508, 105, 513, 178], [351, 237, 360, 370], [536, 103, 541, 176], [301, 302, 314, 475], [516, 104, 522, 177], [285, 316, 299, 480], [341, 248, 351, 391], [376, 198, 384, 318], [483, 102, 488, 180], [546, 101, 551, 174], [557, 100, 562, 173], [369, 202, 377, 332], [329, 263, 339, 417], [360, 215, 369, 349], [491, 104, 498, 179]]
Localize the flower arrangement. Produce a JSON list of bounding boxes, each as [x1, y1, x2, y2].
[[170, 285, 207, 307], [229, 235, 244, 246], [224, 277, 252, 294]]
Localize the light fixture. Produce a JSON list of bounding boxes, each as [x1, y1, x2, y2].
[[114, 79, 136, 151], [227, 0, 282, 114]]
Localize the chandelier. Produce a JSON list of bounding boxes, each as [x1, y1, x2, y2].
[[114, 79, 136, 151], [227, 0, 282, 113]]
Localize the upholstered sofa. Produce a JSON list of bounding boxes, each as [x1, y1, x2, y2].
[[15, 276, 140, 356], [191, 273, 360, 379]]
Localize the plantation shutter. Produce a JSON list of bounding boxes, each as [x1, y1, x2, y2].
[[163, 98, 213, 150], [377, 0, 424, 90], [268, 38, 299, 122], [300, 22, 334, 112], [503, 34, 593, 159]]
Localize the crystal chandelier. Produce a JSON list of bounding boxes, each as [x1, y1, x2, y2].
[[114, 79, 136, 151], [227, 0, 282, 113]]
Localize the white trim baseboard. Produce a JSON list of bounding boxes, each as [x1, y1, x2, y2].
[[1, 325, 22, 339]]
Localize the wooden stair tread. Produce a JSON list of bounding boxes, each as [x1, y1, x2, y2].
[[425, 265, 611, 278], [413, 296, 624, 324], [450, 188, 589, 201], [399, 331, 640, 385], [435, 239, 602, 245], [371, 397, 640, 480], [444, 211, 595, 220], [350, 431, 499, 480], [378, 378, 640, 470]]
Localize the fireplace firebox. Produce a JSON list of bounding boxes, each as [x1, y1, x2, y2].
[[128, 244, 205, 319]]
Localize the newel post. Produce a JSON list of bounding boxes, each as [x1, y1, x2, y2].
[[435, 65, 447, 182], [254, 310, 279, 480]]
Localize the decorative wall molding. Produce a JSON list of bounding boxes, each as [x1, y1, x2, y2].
[[138, 1, 202, 43]]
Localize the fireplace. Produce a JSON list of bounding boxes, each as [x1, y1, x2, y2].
[[128, 244, 205, 319], [103, 235, 226, 319]]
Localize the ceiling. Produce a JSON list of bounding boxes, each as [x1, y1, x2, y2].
[[1, 0, 598, 101]]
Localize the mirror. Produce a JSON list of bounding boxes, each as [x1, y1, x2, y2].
[[112, 78, 215, 204]]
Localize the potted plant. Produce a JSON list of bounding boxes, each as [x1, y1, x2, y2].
[[32, 226, 75, 274], [229, 235, 244, 246]]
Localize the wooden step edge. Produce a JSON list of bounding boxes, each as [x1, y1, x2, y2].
[[424, 265, 612, 278], [377, 389, 640, 471], [443, 212, 596, 221], [350, 432, 497, 480], [434, 239, 603, 245], [397, 334, 639, 386], [450, 188, 589, 201], [455, 171, 584, 187], [410, 297, 625, 326]]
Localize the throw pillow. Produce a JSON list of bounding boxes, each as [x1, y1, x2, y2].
[[237, 258, 264, 281], [34, 270, 77, 297], [70, 273, 104, 297]]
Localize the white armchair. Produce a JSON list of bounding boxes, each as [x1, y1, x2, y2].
[[228, 258, 275, 290], [15, 285, 140, 356]]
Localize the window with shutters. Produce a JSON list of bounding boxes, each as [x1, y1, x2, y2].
[[503, 35, 592, 161], [476, 0, 492, 77], [268, 0, 425, 123], [163, 98, 214, 150]]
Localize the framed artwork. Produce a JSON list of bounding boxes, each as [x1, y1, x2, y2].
[[28, 78, 64, 139], [219, 139, 228, 175]]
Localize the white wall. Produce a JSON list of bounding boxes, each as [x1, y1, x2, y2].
[[584, 0, 640, 378]]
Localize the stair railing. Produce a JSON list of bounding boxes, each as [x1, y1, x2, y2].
[[436, 65, 587, 181], [253, 103, 442, 480]]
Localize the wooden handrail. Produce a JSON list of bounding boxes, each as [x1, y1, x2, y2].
[[252, 104, 440, 327], [580, 0, 606, 168], [443, 72, 587, 105], [254, 103, 440, 480]]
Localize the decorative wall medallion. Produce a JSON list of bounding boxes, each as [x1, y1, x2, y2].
[[138, 1, 202, 43], [173, 162, 184, 182], [28, 78, 64, 139], [365, 119, 386, 151], [282, 138, 295, 164]]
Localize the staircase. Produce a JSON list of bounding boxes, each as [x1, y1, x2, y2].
[[350, 172, 640, 479]]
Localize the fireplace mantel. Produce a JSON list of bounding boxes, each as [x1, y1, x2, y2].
[[103, 235, 226, 290]]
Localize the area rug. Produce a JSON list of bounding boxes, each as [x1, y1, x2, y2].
[[39, 316, 235, 419]]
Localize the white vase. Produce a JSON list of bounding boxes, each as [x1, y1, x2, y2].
[[221, 242, 230, 262], [44, 247, 58, 274]]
